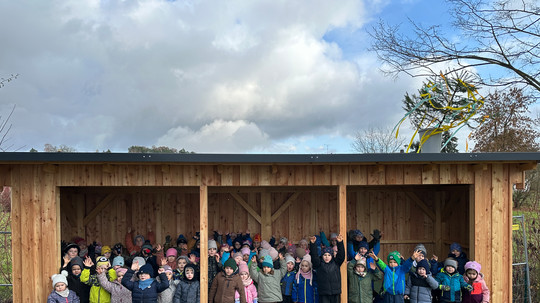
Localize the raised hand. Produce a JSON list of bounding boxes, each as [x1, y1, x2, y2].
[[336, 234, 343, 242], [131, 260, 139, 271], [83, 256, 94, 268], [309, 236, 317, 244], [160, 257, 167, 266]]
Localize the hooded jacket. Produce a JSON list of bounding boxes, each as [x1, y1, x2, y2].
[[405, 271, 439, 303], [376, 257, 413, 296], [347, 260, 383, 303], [462, 273, 490, 303], [209, 272, 246, 303], [173, 264, 200, 303], [121, 270, 169, 303], [250, 258, 287, 302], [310, 241, 345, 296], [96, 272, 132, 303], [81, 268, 117, 303], [435, 270, 469, 302], [47, 289, 81, 303], [292, 273, 318, 303]]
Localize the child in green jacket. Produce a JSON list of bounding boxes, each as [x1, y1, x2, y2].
[[347, 253, 382, 303]]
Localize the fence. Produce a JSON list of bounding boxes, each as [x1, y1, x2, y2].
[[0, 187, 11, 303], [513, 215, 532, 303]]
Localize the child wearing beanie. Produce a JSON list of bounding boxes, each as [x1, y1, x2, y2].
[[235, 261, 258, 303], [96, 267, 131, 303], [435, 258, 472, 303], [404, 259, 439, 303], [280, 254, 297, 303], [81, 256, 117, 303], [48, 271, 80, 303], [174, 256, 190, 281], [309, 234, 345, 303], [250, 253, 287, 303], [347, 254, 382, 303], [64, 256, 90, 303], [208, 239, 222, 290], [462, 261, 490, 303], [292, 254, 317, 303], [209, 258, 246, 303], [121, 261, 170, 303], [157, 248, 179, 271], [158, 263, 178, 303], [173, 263, 200, 303], [449, 242, 469, 275], [371, 249, 422, 302]]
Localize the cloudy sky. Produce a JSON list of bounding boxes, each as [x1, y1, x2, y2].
[[0, 0, 452, 153]]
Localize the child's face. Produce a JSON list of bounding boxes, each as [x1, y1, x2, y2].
[[167, 256, 176, 263], [286, 262, 295, 272], [135, 238, 144, 247], [104, 252, 111, 259], [322, 253, 332, 263], [466, 269, 478, 281], [234, 255, 243, 264], [113, 265, 120, 270], [262, 266, 272, 274], [71, 265, 82, 276], [234, 242, 242, 250], [445, 266, 456, 274], [166, 271, 173, 280], [300, 261, 311, 273], [451, 249, 461, 257], [224, 266, 234, 276], [116, 272, 124, 283], [240, 272, 249, 281], [330, 239, 337, 246], [185, 268, 194, 280], [355, 264, 366, 273], [388, 260, 398, 268], [299, 242, 308, 250], [67, 248, 78, 259], [415, 253, 424, 262], [243, 254, 250, 262], [358, 247, 367, 255], [177, 259, 187, 271], [208, 247, 217, 256], [253, 241, 261, 249], [55, 282, 67, 292], [417, 267, 427, 276], [139, 273, 151, 281]]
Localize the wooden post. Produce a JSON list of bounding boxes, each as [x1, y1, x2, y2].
[[474, 166, 493, 297], [435, 192, 443, 257], [338, 185, 347, 303], [261, 192, 272, 241], [200, 185, 208, 303]]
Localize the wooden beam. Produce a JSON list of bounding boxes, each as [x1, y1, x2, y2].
[[199, 185, 208, 303], [381, 240, 436, 244], [261, 193, 272, 241], [338, 185, 347, 303], [76, 195, 85, 237], [405, 192, 435, 221], [83, 193, 118, 225], [519, 162, 537, 171], [230, 193, 262, 223], [271, 192, 300, 222]]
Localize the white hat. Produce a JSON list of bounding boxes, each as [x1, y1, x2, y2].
[[52, 271, 68, 288]]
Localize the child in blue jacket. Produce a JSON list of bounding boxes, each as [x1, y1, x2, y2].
[[292, 254, 318, 303], [435, 258, 472, 303], [280, 255, 297, 303], [371, 249, 422, 302]]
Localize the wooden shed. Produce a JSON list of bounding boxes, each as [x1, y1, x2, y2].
[[1, 152, 538, 302]]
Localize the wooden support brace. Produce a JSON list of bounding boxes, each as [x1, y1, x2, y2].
[[271, 192, 300, 222], [405, 191, 435, 221], [519, 162, 537, 171], [261, 193, 272, 241], [230, 193, 262, 223], [83, 193, 118, 225]]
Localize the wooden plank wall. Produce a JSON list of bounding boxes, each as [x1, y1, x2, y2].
[[5, 162, 527, 302]]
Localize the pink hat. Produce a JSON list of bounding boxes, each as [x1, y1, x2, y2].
[[238, 261, 249, 274], [233, 252, 243, 259], [241, 247, 251, 256], [166, 248, 178, 257], [465, 261, 481, 274], [301, 254, 312, 267], [162, 265, 173, 273], [116, 267, 128, 276], [268, 247, 279, 260], [261, 240, 271, 250]]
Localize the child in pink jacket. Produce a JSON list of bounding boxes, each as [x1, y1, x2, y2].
[[235, 262, 258, 303], [462, 261, 490, 303]]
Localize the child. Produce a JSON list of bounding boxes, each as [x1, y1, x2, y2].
[[236, 261, 258, 303], [309, 234, 345, 303], [435, 258, 473, 303], [125, 227, 155, 256], [48, 271, 80, 303], [97, 267, 132, 303], [250, 254, 287, 303], [121, 261, 170, 303], [174, 256, 190, 280], [280, 254, 297, 303], [64, 256, 90, 303], [449, 243, 469, 275], [208, 239, 222, 289], [347, 254, 382, 303], [173, 263, 200, 303], [158, 265, 178, 303], [81, 256, 117, 303], [209, 258, 246, 303], [371, 249, 421, 302], [102, 246, 112, 261], [292, 254, 317, 303], [462, 261, 490, 303], [404, 259, 439, 303]]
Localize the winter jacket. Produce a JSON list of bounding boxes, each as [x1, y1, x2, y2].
[[462, 273, 490, 303], [121, 270, 170, 303], [347, 260, 383, 303], [47, 290, 81, 303], [435, 270, 469, 302], [235, 279, 258, 303], [209, 272, 246, 303], [250, 258, 287, 302], [208, 255, 222, 289], [405, 272, 439, 303], [309, 240, 345, 296], [448, 252, 469, 275], [157, 278, 178, 303], [125, 231, 155, 256], [376, 257, 413, 295], [96, 272, 131, 303], [67, 273, 91, 303], [81, 268, 117, 303], [280, 270, 296, 296], [292, 274, 318, 303], [173, 279, 200, 303]]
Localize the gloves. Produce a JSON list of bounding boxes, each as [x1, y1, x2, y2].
[[371, 229, 382, 241], [165, 235, 171, 244], [440, 285, 451, 291], [465, 284, 473, 292]]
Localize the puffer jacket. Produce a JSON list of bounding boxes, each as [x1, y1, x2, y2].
[[347, 260, 383, 303], [96, 272, 131, 303], [66, 272, 91, 303], [121, 270, 169, 303], [250, 258, 287, 302], [280, 270, 296, 296], [157, 278, 178, 303], [209, 272, 246, 303], [405, 272, 439, 303], [235, 279, 258, 303], [292, 274, 318, 303], [435, 270, 469, 302], [462, 273, 490, 303], [376, 257, 413, 296], [173, 278, 200, 303], [47, 290, 80, 303], [81, 268, 117, 303], [208, 255, 221, 289], [309, 241, 345, 296]]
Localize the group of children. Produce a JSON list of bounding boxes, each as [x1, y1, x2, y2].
[[50, 229, 489, 303]]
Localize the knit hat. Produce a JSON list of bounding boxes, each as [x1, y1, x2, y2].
[[285, 254, 295, 264], [116, 267, 128, 276], [243, 239, 252, 247], [51, 271, 68, 288], [444, 258, 458, 270], [63, 243, 80, 255], [134, 235, 145, 245], [176, 234, 188, 245], [268, 247, 279, 260], [415, 244, 427, 257], [262, 255, 273, 268], [96, 256, 109, 268], [280, 237, 288, 244], [253, 234, 261, 242], [166, 248, 178, 257], [355, 257, 367, 269], [450, 242, 462, 253], [208, 240, 218, 250], [224, 257, 238, 271], [330, 233, 338, 240], [133, 256, 146, 267], [295, 247, 306, 259], [72, 237, 86, 246], [322, 247, 334, 256], [162, 265, 173, 274], [261, 240, 271, 250], [138, 263, 154, 278], [298, 239, 308, 247], [70, 256, 84, 269], [352, 229, 364, 240], [176, 255, 189, 264], [387, 251, 401, 265], [238, 261, 249, 274], [112, 256, 124, 267], [241, 247, 251, 256], [259, 249, 269, 259], [465, 261, 481, 274], [233, 252, 243, 259], [358, 241, 369, 251], [416, 259, 430, 272], [101, 246, 112, 255], [141, 241, 153, 254]]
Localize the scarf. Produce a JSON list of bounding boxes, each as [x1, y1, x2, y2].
[[296, 270, 313, 285], [242, 277, 253, 287], [354, 269, 367, 277], [56, 289, 70, 298], [138, 278, 154, 290]]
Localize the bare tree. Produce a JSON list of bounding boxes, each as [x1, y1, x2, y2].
[[369, 0, 540, 94], [352, 126, 407, 153]]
